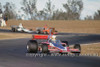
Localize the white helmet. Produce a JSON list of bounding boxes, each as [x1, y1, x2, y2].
[[51, 35, 56, 41], [19, 23, 23, 28]]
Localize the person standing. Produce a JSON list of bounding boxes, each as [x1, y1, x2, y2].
[[4, 15, 8, 25], [0, 9, 6, 27]]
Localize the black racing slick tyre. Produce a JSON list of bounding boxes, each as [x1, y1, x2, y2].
[[42, 44, 49, 53], [27, 40, 38, 53], [12, 28, 16, 32], [21, 30, 24, 33], [74, 44, 81, 51], [36, 30, 41, 34], [74, 44, 81, 56], [44, 31, 48, 34]]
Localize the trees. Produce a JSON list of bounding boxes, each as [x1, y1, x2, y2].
[[63, 0, 83, 20], [0, 3, 2, 10], [52, 0, 83, 20], [93, 10, 100, 20], [43, 0, 55, 20], [36, 10, 47, 20], [0, 3, 2, 14], [20, 0, 83, 20], [35, 0, 55, 20], [1, 0, 84, 20], [52, 9, 66, 20], [3, 2, 16, 19], [21, 0, 37, 20], [84, 15, 93, 20]]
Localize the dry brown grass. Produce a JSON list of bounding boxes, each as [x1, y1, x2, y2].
[[81, 43, 100, 56], [70, 43, 100, 56], [0, 20, 100, 34], [0, 33, 32, 40]]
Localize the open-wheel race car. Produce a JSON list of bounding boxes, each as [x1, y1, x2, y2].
[[11, 23, 33, 33], [27, 35, 81, 56], [36, 25, 58, 35]]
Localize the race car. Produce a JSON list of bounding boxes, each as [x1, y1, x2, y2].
[[27, 35, 81, 56], [11, 23, 33, 33], [36, 25, 58, 35]]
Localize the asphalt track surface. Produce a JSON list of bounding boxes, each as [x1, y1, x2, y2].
[[0, 29, 100, 67], [0, 28, 100, 45]]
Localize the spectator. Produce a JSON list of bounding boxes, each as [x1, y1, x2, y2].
[[4, 15, 8, 25], [0, 9, 6, 27]]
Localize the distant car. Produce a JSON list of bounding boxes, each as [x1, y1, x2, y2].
[[36, 25, 58, 35], [11, 23, 33, 33], [27, 35, 81, 56]]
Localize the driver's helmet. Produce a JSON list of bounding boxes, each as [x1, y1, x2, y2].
[[19, 23, 23, 28], [51, 35, 56, 41]]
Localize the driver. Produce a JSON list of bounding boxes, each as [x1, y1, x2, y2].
[[19, 23, 23, 28], [51, 35, 57, 43], [17, 23, 24, 31]]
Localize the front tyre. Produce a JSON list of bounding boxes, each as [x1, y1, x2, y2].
[[12, 28, 16, 32], [44, 31, 48, 34], [74, 44, 81, 56], [27, 40, 38, 53], [42, 44, 49, 53], [36, 30, 41, 34]]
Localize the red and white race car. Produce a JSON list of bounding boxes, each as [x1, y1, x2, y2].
[[27, 35, 81, 56]]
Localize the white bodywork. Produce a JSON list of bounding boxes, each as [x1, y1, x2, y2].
[[17, 27, 33, 33], [11, 23, 33, 33]]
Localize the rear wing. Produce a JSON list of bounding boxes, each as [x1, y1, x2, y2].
[[32, 35, 49, 40]]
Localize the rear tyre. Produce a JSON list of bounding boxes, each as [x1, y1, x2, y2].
[[44, 31, 48, 34], [27, 40, 38, 53], [74, 44, 81, 56], [30, 29, 33, 31], [21, 30, 24, 33], [54, 31, 58, 35], [42, 44, 49, 53], [36, 30, 41, 34], [12, 28, 16, 32]]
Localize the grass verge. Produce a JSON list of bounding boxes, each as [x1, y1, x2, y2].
[[0, 33, 31, 40]]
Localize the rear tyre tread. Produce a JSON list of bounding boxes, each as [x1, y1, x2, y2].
[[74, 44, 81, 56], [42, 44, 49, 53], [27, 40, 38, 53]]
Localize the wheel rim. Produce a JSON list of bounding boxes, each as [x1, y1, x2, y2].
[[27, 45, 29, 51]]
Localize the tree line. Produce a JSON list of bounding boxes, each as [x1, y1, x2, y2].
[[0, 0, 100, 20]]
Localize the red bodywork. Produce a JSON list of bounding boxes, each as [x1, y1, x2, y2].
[[32, 35, 48, 40], [43, 26, 58, 35]]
